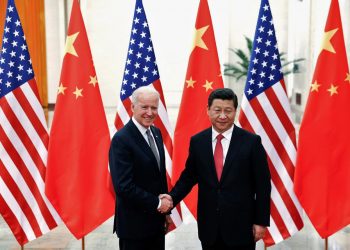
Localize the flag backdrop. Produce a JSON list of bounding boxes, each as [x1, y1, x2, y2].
[[294, 0, 350, 238], [238, 0, 303, 246], [45, 0, 115, 239], [114, 0, 182, 228], [172, 0, 224, 218], [0, 0, 60, 245]]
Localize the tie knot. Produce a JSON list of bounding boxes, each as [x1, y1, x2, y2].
[[216, 134, 224, 141], [146, 129, 151, 136]]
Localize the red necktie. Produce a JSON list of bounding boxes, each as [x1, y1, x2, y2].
[[214, 134, 224, 180]]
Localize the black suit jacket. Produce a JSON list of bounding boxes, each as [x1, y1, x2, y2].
[[109, 120, 168, 239], [170, 126, 271, 246]]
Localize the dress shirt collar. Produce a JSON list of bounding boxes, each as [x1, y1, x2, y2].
[[211, 124, 234, 142], [132, 117, 149, 136]]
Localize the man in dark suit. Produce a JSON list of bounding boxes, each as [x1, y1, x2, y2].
[[109, 86, 173, 250], [167, 88, 271, 250]]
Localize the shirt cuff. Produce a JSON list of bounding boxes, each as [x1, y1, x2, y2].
[[157, 197, 161, 209]]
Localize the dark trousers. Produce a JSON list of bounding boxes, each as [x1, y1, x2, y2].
[[119, 234, 165, 250], [202, 238, 255, 250]]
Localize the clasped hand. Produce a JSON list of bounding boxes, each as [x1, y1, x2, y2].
[[253, 224, 266, 242], [158, 194, 173, 213]]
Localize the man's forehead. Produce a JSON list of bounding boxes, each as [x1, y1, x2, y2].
[[212, 99, 234, 105]]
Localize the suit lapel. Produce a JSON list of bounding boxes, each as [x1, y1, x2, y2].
[[202, 129, 219, 184], [220, 126, 241, 183], [128, 120, 160, 171]]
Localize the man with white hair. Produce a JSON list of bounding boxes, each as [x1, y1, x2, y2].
[[109, 86, 173, 250]]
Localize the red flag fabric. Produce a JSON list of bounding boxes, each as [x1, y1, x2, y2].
[[0, 0, 60, 245], [294, 0, 350, 238], [238, 0, 303, 245], [114, 0, 182, 229], [172, 0, 224, 218], [45, 0, 114, 239]]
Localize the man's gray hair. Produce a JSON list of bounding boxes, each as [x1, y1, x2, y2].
[[131, 86, 160, 104]]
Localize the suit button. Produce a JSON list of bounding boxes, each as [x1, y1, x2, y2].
[[217, 189, 221, 194], [216, 208, 219, 212]]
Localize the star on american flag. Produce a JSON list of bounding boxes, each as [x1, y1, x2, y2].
[[0, 5, 34, 97]]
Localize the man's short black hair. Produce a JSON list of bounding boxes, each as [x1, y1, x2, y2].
[[208, 88, 238, 109]]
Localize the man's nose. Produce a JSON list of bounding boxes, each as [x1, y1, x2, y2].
[[146, 108, 153, 115], [218, 112, 227, 119]]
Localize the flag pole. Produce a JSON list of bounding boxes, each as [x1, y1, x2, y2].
[[325, 238, 328, 250], [82, 236, 85, 250], [21, 245, 24, 250], [264, 243, 267, 250]]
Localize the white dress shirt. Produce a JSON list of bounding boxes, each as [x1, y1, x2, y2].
[[211, 125, 234, 164]]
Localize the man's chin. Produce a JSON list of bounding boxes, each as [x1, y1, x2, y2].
[[217, 125, 229, 132], [142, 121, 154, 127]]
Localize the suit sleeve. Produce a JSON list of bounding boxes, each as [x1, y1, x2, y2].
[[170, 138, 198, 206], [252, 135, 271, 226], [109, 135, 159, 212]]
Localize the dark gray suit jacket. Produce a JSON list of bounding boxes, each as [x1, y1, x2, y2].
[[109, 120, 168, 239], [170, 126, 271, 246]]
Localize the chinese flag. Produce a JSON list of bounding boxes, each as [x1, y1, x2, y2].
[[294, 0, 350, 238], [45, 0, 114, 239], [172, 0, 224, 218]]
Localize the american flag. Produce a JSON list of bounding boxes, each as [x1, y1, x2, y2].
[[114, 0, 182, 227], [0, 0, 60, 245], [238, 0, 303, 246]]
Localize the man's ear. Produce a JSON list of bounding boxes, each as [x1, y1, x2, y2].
[[131, 104, 135, 113]]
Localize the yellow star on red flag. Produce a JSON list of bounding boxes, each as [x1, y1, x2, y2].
[[321, 28, 338, 53], [202, 80, 213, 92], [345, 73, 350, 84], [327, 84, 338, 96], [310, 81, 321, 92], [186, 77, 196, 88], [58, 83, 67, 95], [73, 86, 83, 99], [192, 25, 209, 52], [89, 75, 98, 87], [65, 32, 79, 57]]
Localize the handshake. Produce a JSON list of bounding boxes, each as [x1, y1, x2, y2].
[[158, 194, 173, 213]]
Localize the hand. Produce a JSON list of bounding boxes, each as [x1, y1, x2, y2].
[[164, 215, 173, 233], [158, 194, 173, 213], [252, 224, 267, 242]]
